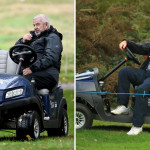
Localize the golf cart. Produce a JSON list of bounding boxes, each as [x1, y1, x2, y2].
[[0, 44, 68, 139], [76, 47, 150, 129]]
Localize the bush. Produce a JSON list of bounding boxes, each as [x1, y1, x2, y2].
[[76, 0, 150, 92]]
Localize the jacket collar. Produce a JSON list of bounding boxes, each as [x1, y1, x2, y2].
[[30, 25, 63, 40]]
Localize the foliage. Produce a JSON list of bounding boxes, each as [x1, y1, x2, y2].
[[76, 0, 150, 92]]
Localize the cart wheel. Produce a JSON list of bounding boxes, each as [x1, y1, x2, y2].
[[47, 109, 68, 136], [16, 129, 26, 140], [16, 113, 29, 140], [16, 111, 41, 140], [59, 109, 69, 136], [76, 103, 93, 129], [28, 111, 41, 139]]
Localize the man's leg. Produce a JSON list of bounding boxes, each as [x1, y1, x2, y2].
[[117, 67, 146, 106], [127, 77, 150, 135], [111, 67, 146, 115], [24, 71, 57, 90], [133, 77, 150, 127]]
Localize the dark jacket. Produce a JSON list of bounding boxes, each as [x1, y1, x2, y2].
[[15, 26, 63, 83], [126, 40, 150, 70]]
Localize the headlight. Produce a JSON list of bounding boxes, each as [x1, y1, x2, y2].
[[5, 88, 24, 99]]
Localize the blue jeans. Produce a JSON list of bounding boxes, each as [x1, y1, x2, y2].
[[118, 67, 150, 127]]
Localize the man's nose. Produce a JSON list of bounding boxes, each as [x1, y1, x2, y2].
[[34, 25, 38, 30]]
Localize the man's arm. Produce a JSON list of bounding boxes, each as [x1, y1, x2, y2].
[[22, 34, 33, 43], [14, 34, 33, 75], [15, 33, 33, 44], [23, 67, 32, 75], [119, 40, 127, 51], [119, 40, 150, 55], [30, 34, 62, 72]]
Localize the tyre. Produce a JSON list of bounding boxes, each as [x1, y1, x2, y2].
[[16, 112, 30, 140], [28, 111, 41, 139], [16, 129, 26, 140], [59, 108, 69, 136], [47, 108, 68, 136], [76, 103, 93, 129], [16, 111, 41, 140]]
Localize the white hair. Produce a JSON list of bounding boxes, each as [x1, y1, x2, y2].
[[33, 14, 50, 28]]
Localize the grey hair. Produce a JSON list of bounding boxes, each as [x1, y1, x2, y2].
[[33, 14, 50, 28]]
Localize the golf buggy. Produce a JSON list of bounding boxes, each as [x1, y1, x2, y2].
[[0, 44, 68, 139], [76, 47, 150, 129]]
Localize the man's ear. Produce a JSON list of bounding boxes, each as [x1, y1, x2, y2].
[[45, 22, 49, 29]]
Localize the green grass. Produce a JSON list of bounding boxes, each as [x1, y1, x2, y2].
[[0, 89, 74, 150], [76, 120, 150, 150]]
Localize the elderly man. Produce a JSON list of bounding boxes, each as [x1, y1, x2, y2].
[[15, 14, 63, 90]]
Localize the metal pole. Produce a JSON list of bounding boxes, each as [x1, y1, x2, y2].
[[99, 58, 128, 81], [16, 58, 24, 75], [65, 32, 69, 74]]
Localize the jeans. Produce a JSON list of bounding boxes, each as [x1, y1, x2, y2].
[[118, 67, 150, 127]]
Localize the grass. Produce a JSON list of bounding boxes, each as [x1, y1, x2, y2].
[[0, 0, 74, 83], [0, 89, 74, 150], [76, 120, 150, 150]]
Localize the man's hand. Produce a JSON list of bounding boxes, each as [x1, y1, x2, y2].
[[23, 68, 32, 75], [22, 33, 32, 43], [119, 40, 127, 51]]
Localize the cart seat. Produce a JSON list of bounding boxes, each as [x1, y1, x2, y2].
[[38, 84, 58, 95], [0, 49, 17, 74], [38, 89, 49, 95]]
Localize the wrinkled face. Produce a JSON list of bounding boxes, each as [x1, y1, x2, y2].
[[33, 17, 48, 36]]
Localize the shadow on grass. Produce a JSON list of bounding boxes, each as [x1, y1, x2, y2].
[[91, 125, 150, 133], [0, 134, 72, 142], [0, 136, 17, 141], [0, 136, 49, 141]]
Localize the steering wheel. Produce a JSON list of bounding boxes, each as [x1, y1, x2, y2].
[[9, 44, 37, 66], [125, 47, 141, 65]]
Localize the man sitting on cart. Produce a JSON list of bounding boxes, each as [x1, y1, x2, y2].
[[111, 40, 150, 135], [15, 14, 63, 90]]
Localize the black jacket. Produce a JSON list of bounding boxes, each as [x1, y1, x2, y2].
[[126, 40, 150, 70], [15, 26, 63, 83]]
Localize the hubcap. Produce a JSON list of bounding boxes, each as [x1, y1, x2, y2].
[[34, 119, 39, 138], [76, 111, 86, 129]]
